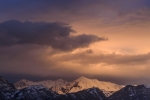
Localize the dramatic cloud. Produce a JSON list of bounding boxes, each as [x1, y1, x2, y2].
[[0, 20, 107, 51]]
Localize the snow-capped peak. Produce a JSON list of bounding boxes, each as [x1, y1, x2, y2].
[[76, 76, 89, 80], [67, 76, 122, 96]]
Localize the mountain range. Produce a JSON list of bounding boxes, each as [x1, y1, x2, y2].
[[0, 76, 150, 100], [14, 76, 122, 97]]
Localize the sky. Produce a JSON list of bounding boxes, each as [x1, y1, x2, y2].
[[0, 0, 150, 85]]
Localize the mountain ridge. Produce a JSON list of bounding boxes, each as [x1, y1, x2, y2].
[[1, 76, 150, 100], [14, 78, 68, 90], [14, 76, 122, 97]]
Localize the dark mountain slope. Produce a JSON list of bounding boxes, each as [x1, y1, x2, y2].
[[0, 76, 16, 91], [109, 85, 150, 100], [56, 87, 108, 100]]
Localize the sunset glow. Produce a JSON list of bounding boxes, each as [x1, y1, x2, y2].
[[0, 0, 150, 85]]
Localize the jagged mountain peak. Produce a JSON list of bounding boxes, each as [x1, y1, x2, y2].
[[75, 76, 120, 86], [0, 76, 16, 91], [75, 76, 99, 82], [77, 76, 89, 80], [64, 76, 122, 97], [74, 76, 91, 82]]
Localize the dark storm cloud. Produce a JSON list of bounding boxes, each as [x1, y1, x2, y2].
[[0, 20, 107, 51]]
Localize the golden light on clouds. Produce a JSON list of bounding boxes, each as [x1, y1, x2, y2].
[[0, 0, 150, 84]]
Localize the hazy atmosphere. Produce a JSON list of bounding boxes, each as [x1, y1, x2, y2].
[[1, 0, 150, 85]]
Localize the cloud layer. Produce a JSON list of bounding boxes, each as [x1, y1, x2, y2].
[[0, 20, 107, 51], [57, 51, 150, 65]]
